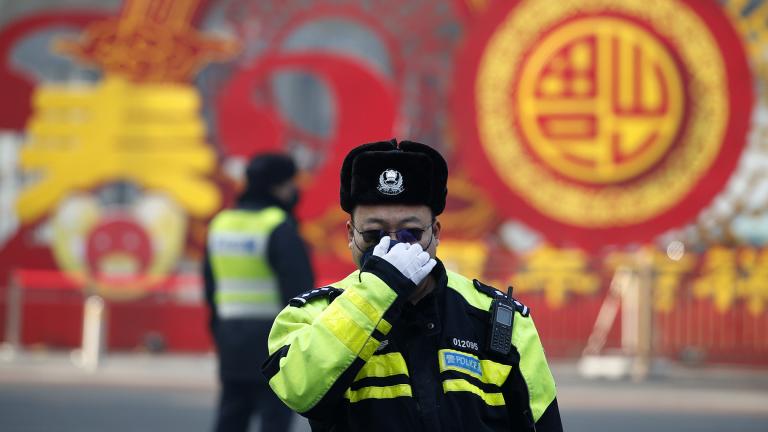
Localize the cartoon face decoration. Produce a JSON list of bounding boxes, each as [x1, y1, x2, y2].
[[377, 169, 404, 195], [49, 193, 187, 300], [85, 218, 152, 280]]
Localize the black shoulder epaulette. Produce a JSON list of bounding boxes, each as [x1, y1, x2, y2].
[[472, 279, 530, 317], [289, 286, 343, 307]]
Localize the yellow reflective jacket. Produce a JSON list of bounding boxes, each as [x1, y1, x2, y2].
[[263, 258, 561, 432]]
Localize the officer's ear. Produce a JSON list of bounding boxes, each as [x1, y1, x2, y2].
[[432, 217, 441, 245], [346, 219, 354, 249]]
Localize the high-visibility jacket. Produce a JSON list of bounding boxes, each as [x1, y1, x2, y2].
[[208, 207, 287, 320], [263, 257, 562, 432], [204, 202, 315, 381]]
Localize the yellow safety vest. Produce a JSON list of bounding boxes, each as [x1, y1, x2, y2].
[[208, 207, 286, 319]]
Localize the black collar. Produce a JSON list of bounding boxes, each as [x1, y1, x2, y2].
[[404, 258, 448, 312]]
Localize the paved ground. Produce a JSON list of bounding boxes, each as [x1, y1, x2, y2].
[[0, 349, 766, 431]]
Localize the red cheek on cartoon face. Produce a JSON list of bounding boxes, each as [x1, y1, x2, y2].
[[85, 218, 152, 280]]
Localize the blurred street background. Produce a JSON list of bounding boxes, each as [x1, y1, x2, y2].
[[1, 0, 767, 430], [1, 352, 767, 432]]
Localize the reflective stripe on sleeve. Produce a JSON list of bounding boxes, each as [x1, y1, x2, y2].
[[376, 318, 392, 335], [266, 305, 360, 413], [359, 337, 381, 361], [344, 289, 383, 327], [318, 302, 375, 356], [353, 352, 409, 381]]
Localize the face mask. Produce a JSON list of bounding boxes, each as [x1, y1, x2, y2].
[[359, 238, 400, 268], [283, 189, 300, 211]]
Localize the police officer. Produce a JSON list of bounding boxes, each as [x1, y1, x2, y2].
[[204, 153, 314, 432], [262, 140, 562, 431]]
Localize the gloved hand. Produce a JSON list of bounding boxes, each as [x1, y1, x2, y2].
[[372, 236, 436, 285]]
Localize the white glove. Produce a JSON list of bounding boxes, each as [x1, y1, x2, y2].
[[372, 236, 436, 285]]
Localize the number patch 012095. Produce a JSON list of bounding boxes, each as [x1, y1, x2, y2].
[[452, 338, 479, 352]]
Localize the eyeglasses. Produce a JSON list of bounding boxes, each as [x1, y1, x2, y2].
[[352, 222, 433, 245]]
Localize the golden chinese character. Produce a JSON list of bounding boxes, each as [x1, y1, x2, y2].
[[514, 245, 599, 307], [736, 248, 768, 315], [606, 248, 694, 312], [18, 0, 238, 223], [692, 247, 739, 312], [18, 77, 218, 222]]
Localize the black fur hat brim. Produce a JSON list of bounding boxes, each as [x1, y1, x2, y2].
[[340, 139, 448, 215]]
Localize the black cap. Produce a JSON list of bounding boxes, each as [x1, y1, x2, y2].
[[340, 138, 448, 215], [245, 153, 296, 190]]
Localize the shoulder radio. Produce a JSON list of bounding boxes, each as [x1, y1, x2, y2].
[[487, 287, 515, 356]]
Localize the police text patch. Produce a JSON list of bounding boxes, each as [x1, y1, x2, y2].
[[439, 349, 482, 379]]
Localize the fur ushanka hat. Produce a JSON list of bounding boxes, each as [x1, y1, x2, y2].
[[340, 138, 448, 215]]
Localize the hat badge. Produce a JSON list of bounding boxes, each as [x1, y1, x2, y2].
[[377, 169, 404, 195]]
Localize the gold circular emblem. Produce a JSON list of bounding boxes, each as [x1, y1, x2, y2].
[[517, 17, 684, 184], [477, 0, 728, 227]]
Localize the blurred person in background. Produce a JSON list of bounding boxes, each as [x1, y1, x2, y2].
[[262, 139, 562, 431], [204, 153, 314, 432]]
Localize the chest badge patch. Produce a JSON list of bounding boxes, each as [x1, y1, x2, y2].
[[439, 349, 482, 379]]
